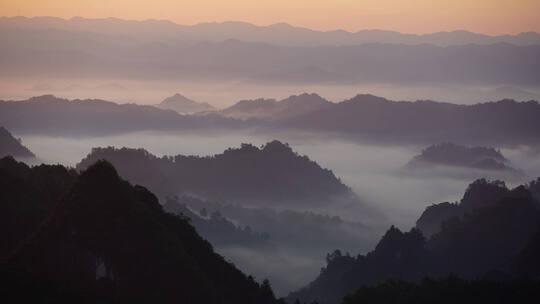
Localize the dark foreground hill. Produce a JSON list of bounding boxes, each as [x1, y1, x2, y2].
[[288, 178, 540, 304], [0, 156, 282, 303], [76, 140, 354, 207], [0, 126, 35, 158], [342, 277, 540, 304]]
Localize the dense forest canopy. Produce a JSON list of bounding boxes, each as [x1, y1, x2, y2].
[[76, 140, 354, 207], [0, 156, 284, 303]]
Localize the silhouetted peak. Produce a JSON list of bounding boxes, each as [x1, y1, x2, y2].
[[460, 178, 509, 211], [262, 140, 293, 154], [374, 226, 404, 250], [280, 93, 330, 107], [78, 159, 121, 184], [507, 185, 536, 202], [345, 94, 390, 105], [27, 94, 66, 103]]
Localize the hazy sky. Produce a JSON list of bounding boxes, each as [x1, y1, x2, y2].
[[2, 0, 539, 34]]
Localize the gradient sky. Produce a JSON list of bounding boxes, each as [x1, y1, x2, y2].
[[1, 0, 539, 34]]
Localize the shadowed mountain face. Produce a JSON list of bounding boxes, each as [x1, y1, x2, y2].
[[0, 127, 35, 158], [220, 93, 332, 120], [76, 140, 354, 207], [158, 93, 215, 114], [416, 179, 511, 237], [0, 156, 76, 257], [1, 157, 282, 304], [288, 179, 540, 304]]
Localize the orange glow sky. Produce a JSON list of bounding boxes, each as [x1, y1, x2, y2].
[[1, 0, 539, 34]]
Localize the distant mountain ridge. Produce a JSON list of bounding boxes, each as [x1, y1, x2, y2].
[[2, 94, 539, 147], [281, 94, 540, 146], [158, 93, 215, 114], [2, 23, 539, 85], [220, 93, 332, 120], [0, 95, 242, 135], [2, 16, 539, 46]]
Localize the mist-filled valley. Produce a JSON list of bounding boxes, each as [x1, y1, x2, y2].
[[2, 9, 540, 304], [5, 127, 539, 295]]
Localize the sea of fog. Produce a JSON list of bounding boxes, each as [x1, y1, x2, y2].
[[2, 77, 540, 107], [21, 129, 540, 229], [18, 130, 540, 295]]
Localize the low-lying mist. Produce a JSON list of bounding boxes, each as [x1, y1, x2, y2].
[[2, 77, 540, 107], [17, 129, 540, 295]]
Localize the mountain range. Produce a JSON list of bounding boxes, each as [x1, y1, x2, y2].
[[0, 95, 241, 136], [2, 94, 540, 147], [2, 16, 539, 47], [2, 19, 539, 85]]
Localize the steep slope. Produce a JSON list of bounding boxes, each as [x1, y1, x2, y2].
[[158, 93, 215, 114], [0, 127, 35, 158], [289, 179, 540, 304], [5, 159, 281, 303], [76, 140, 354, 207], [416, 179, 510, 237], [0, 156, 75, 257]]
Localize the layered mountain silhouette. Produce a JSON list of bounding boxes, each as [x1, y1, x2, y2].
[[3, 94, 540, 147], [76, 141, 354, 207], [0, 156, 282, 303], [281, 95, 540, 146], [0, 126, 35, 158], [289, 178, 540, 304], [220, 93, 332, 120], [2, 20, 540, 85], [0, 95, 241, 135], [158, 93, 215, 114], [2, 17, 540, 47]]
